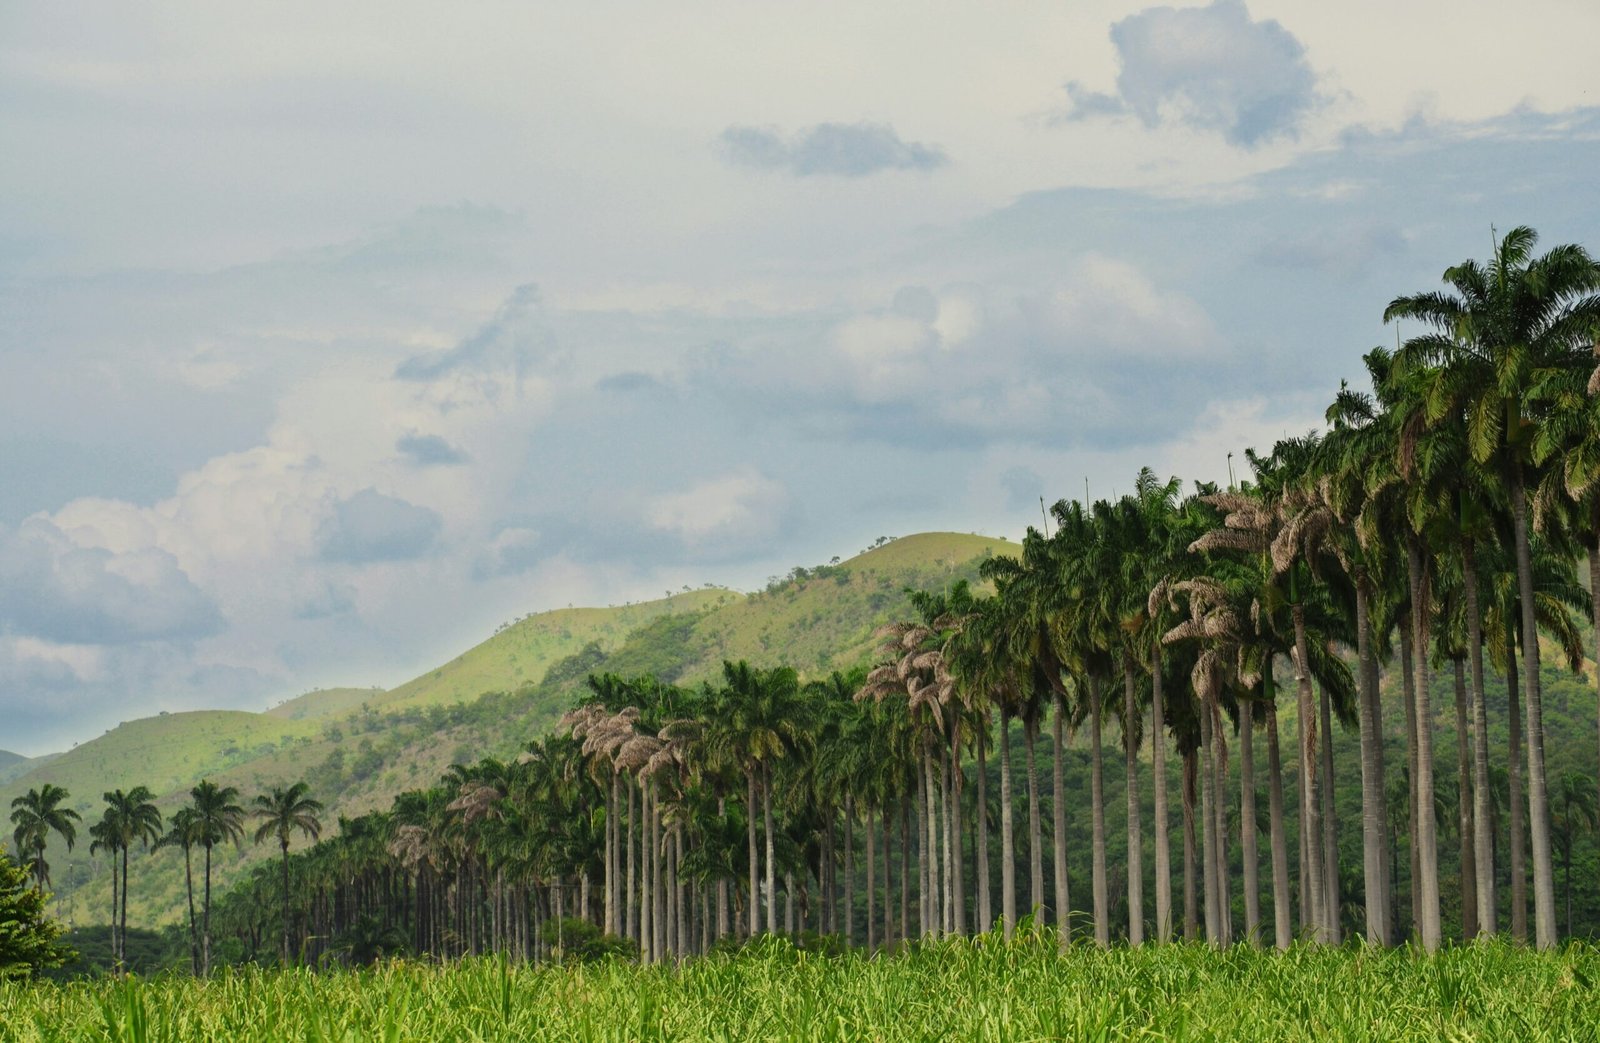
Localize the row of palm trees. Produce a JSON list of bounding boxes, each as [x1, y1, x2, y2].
[[8, 780, 323, 973], [12, 224, 1600, 965]]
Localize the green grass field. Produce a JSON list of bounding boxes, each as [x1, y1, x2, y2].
[[4, 940, 1598, 1042]]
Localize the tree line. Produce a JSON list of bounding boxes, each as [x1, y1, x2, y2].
[[8, 224, 1600, 971]]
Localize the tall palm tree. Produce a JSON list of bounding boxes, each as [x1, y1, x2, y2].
[[8, 785, 80, 892], [100, 787, 162, 968], [253, 782, 324, 964], [156, 807, 205, 974], [1387, 225, 1600, 948], [190, 780, 244, 974]]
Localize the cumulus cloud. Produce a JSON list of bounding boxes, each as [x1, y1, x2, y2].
[[394, 283, 561, 384], [396, 433, 469, 467], [720, 122, 949, 177], [471, 526, 543, 580], [0, 517, 223, 645], [646, 468, 792, 559], [702, 258, 1224, 450], [1061, 0, 1321, 147], [317, 489, 443, 564]]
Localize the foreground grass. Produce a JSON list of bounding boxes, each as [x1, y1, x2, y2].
[[4, 938, 1598, 1042]]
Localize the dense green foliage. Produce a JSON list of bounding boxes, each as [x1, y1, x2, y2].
[[0, 853, 71, 980], [3, 941, 1599, 1041]]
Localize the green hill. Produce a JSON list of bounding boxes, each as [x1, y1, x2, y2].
[[5, 531, 1016, 928], [0, 749, 36, 786], [372, 588, 737, 712], [265, 687, 386, 721]]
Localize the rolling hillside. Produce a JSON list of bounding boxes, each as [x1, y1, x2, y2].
[[1, 531, 1016, 927]]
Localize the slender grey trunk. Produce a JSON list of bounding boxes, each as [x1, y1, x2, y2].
[[747, 770, 759, 937], [918, 753, 930, 937], [883, 809, 894, 946], [1053, 698, 1071, 948], [1151, 650, 1171, 944], [1240, 699, 1261, 946], [1211, 701, 1231, 946], [999, 705, 1017, 939], [1124, 658, 1144, 945], [1591, 537, 1600, 879], [628, 778, 639, 944], [1453, 658, 1478, 940], [764, 766, 777, 937], [1405, 539, 1442, 951], [1510, 475, 1557, 950], [1291, 602, 1326, 941], [899, 802, 910, 946], [1400, 624, 1421, 940], [948, 720, 964, 935], [1319, 681, 1340, 943], [866, 803, 876, 950], [923, 746, 940, 938], [1507, 631, 1527, 942], [976, 722, 991, 933], [1183, 749, 1199, 941], [1025, 721, 1043, 925], [1355, 583, 1389, 944], [1265, 695, 1292, 950], [844, 795, 856, 946], [1467, 552, 1494, 936], [1089, 676, 1109, 946], [1199, 694, 1221, 944]]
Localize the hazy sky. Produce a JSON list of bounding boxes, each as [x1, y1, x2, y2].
[[3, 1, 1598, 755]]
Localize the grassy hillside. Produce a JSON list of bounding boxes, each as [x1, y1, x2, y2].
[[372, 588, 737, 712], [264, 687, 386, 721], [8, 531, 1015, 929]]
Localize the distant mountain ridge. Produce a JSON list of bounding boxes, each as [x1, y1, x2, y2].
[[0, 531, 1014, 926]]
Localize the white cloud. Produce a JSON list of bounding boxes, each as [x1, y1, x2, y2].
[[647, 468, 792, 557]]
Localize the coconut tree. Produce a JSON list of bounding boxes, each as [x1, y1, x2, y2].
[[1387, 226, 1600, 948], [8, 785, 80, 893], [252, 782, 324, 965]]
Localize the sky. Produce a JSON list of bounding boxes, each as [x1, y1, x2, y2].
[[2, 1, 1599, 755]]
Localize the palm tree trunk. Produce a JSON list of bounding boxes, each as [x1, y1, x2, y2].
[[1089, 676, 1109, 946], [628, 778, 639, 944], [203, 844, 213, 975], [281, 840, 292, 965], [1200, 696, 1221, 944], [882, 809, 894, 947], [1319, 681, 1340, 944], [1291, 601, 1327, 942], [976, 722, 991, 934], [1211, 700, 1231, 946], [1265, 696, 1292, 951], [948, 721, 964, 936], [1400, 623, 1421, 940], [746, 769, 759, 937], [121, 845, 130, 970], [917, 768, 930, 937], [1507, 630, 1527, 942], [1240, 699, 1261, 946], [899, 801, 910, 946], [1453, 658, 1478, 940], [844, 794, 855, 946], [1405, 539, 1443, 952], [999, 705, 1017, 940], [1025, 721, 1043, 928], [866, 804, 876, 950], [184, 845, 199, 975], [1355, 583, 1389, 944], [1591, 535, 1600, 871], [764, 766, 777, 938], [1510, 474, 1557, 949], [1151, 650, 1170, 945], [109, 848, 120, 972], [1123, 658, 1144, 945], [1465, 553, 1494, 937], [922, 747, 939, 938], [1053, 697, 1071, 948], [1183, 749, 1198, 941]]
